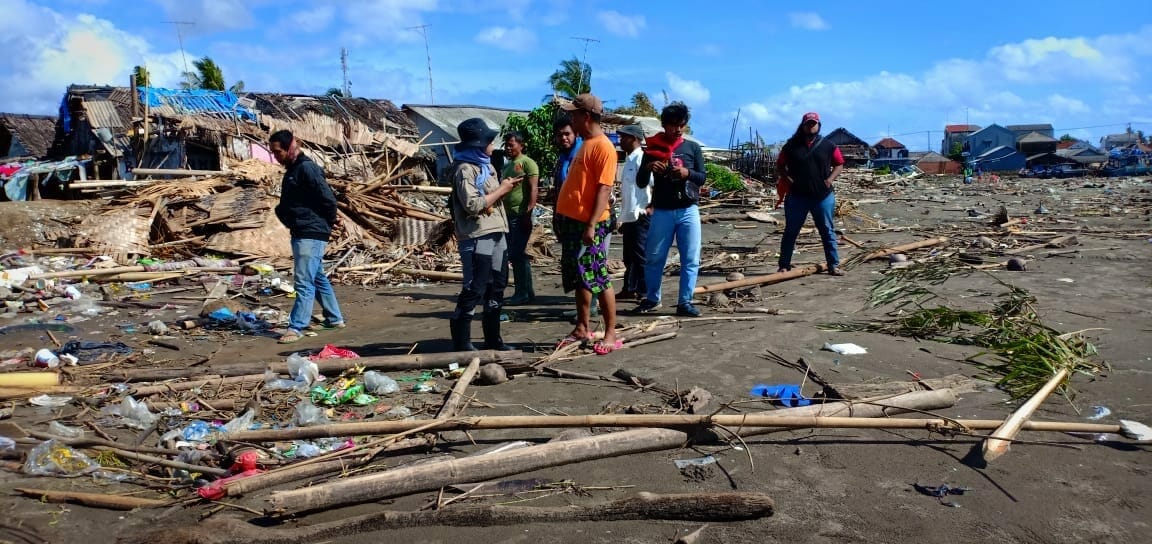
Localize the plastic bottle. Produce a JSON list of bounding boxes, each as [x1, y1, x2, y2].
[[33, 349, 59, 368], [48, 421, 85, 439]]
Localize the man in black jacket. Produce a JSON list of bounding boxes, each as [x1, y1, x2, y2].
[[633, 102, 707, 317], [775, 112, 845, 276], [270, 130, 345, 343]]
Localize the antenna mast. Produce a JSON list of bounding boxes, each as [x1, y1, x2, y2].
[[408, 25, 434, 104], [340, 47, 351, 97], [569, 36, 600, 93]]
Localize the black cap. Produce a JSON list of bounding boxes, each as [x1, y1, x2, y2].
[[456, 117, 499, 151], [617, 124, 646, 140]]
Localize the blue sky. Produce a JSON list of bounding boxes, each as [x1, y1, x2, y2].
[[2, 0, 1150, 150]]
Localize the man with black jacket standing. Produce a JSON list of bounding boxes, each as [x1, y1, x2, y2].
[[270, 130, 345, 344], [633, 103, 706, 317], [775, 112, 845, 276]]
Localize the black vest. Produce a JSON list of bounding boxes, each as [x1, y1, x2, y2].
[[783, 137, 835, 199]]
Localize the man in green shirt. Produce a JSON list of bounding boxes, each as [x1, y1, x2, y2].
[[501, 131, 540, 304]]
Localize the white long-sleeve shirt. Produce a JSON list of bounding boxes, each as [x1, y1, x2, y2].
[[619, 148, 652, 223]]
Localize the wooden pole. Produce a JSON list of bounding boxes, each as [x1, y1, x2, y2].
[[393, 268, 465, 282], [15, 488, 171, 511], [860, 237, 949, 262], [695, 264, 825, 294], [265, 389, 956, 514], [982, 367, 1070, 462], [130, 492, 773, 544], [435, 357, 481, 419], [130, 168, 222, 177], [29, 266, 239, 281]]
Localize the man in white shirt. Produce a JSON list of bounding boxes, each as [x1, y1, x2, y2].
[[616, 124, 652, 301]]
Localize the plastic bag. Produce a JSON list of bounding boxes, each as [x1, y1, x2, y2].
[[287, 353, 321, 385], [48, 421, 85, 439], [263, 369, 306, 391], [181, 420, 213, 442], [310, 344, 360, 360], [222, 409, 255, 435], [293, 399, 329, 427], [23, 440, 100, 477], [822, 342, 868, 355], [0, 436, 15, 450], [116, 396, 158, 429], [363, 371, 400, 395]]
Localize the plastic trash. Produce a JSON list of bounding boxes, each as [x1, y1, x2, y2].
[[293, 399, 329, 427], [29, 394, 72, 408], [363, 371, 400, 395], [63, 285, 82, 300], [0, 436, 16, 450], [310, 344, 359, 360], [310, 382, 375, 406], [287, 353, 321, 385], [1088, 406, 1112, 421], [33, 349, 59, 368], [382, 406, 412, 420], [182, 420, 213, 441], [23, 440, 101, 477], [48, 421, 85, 439], [822, 342, 868, 355], [263, 369, 307, 391], [750, 383, 812, 407], [293, 442, 323, 458], [147, 320, 170, 335], [122, 396, 158, 429], [222, 409, 256, 435], [674, 455, 717, 469]]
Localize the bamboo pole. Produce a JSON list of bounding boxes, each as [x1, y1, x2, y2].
[[860, 237, 949, 262], [392, 268, 465, 282], [129, 374, 265, 397], [982, 367, 1071, 462], [265, 390, 957, 514], [435, 357, 481, 419], [695, 264, 825, 294], [15, 488, 171, 510], [0, 372, 60, 388], [29, 266, 239, 281]]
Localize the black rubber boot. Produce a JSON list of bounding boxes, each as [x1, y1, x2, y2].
[[449, 316, 477, 352], [481, 312, 513, 351]]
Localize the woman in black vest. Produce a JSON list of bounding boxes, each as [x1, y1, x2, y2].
[[775, 112, 846, 276]]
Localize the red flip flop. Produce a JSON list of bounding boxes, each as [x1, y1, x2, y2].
[[593, 339, 623, 356]]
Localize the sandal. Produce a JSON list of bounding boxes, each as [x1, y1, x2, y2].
[[556, 334, 590, 349], [278, 331, 304, 344], [827, 267, 845, 276], [306, 321, 346, 331], [593, 339, 623, 356], [777, 266, 793, 273]]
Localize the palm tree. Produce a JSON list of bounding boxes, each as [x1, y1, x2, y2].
[[132, 65, 151, 88], [547, 57, 591, 101], [182, 56, 243, 93], [610, 92, 658, 117]]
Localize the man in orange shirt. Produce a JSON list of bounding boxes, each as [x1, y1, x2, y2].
[[554, 93, 619, 355]]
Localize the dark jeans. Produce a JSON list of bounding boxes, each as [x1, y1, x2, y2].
[[506, 214, 532, 268], [779, 192, 839, 269], [453, 233, 508, 319], [620, 214, 649, 294]]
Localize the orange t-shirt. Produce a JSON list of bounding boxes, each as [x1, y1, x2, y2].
[[556, 134, 616, 223]]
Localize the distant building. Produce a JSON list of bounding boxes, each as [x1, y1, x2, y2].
[[974, 145, 1026, 172], [871, 137, 910, 169], [402, 104, 530, 181], [1006, 123, 1055, 140], [823, 127, 872, 166], [965, 124, 1016, 159], [1016, 131, 1059, 155], [941, 124, 980, 155], [0, 113, 57, 159], [910, 150, 961, 174], [1100, 132, 1140, 150]]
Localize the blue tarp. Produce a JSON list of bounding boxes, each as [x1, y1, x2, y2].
[[137, 87, 258, 121]]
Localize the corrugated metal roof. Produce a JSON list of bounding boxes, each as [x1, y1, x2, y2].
[[1007, 124, 1053, 132], [403, 104, 529, 139], [84, 99, 124, 129]]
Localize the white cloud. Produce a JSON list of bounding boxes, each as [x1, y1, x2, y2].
[[337, 0, 441, 45], [741, 26, 1152, 130], [597, 10, 646, 38], [474, 26, 537, 50], [666, 72, 710, 104], [279, 6, 336, 34], [788, 12, 828, 31], [0, 0, 186, 114]]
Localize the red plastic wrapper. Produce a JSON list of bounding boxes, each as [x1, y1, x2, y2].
[[310, 344, 360, 361]]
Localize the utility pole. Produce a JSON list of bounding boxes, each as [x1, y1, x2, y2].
[[408, 25, 434, 104], [165, 20, 195, 79], [569, 36, 600, 94], [340, 47, 351, 97]]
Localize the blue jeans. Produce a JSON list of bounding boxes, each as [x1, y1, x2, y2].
[[644, 205, 701, 306], [779, 192, 839, 269], [288, 238, 343, 333]]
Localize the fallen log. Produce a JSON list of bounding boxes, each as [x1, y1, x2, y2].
[[129, 492, 773, 544], [265, 389, 957, 514], [860, 237, 949, 262], [111, 350, 525, 382], [15, 488, 171, 510], [695, 264, 825, 294], [30, 266, 239, 281]]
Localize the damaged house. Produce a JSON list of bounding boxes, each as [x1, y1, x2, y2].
[[1, 114, 57, 160]]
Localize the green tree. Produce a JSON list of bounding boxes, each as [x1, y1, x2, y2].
[[132, 65, 151, 88], [610, 92, 659, 117], [503, 102, 561, 180], [948, 141, 964, 161], [326, 88, 345, 97], [547, 56, 591, 100], [1059, 133, 1075, 142], [182, 56, 244, 93]]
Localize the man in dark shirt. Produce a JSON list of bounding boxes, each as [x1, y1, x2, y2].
[[775, 112, 845, 276], [270, 130, 345, 343]]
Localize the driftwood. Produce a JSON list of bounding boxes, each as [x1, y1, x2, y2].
[[126, 492, 774, 544], [435, 357, 481, 419], [111, 350, 525, 381], [860, 237, 949, 262], [981, 367, 1071, 463], [15, 488, 171, 510], [129, 374, 266, 396], [695, 264, 825, 294], [265, 389, 957, 514], [823, 374, 979, 400]]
